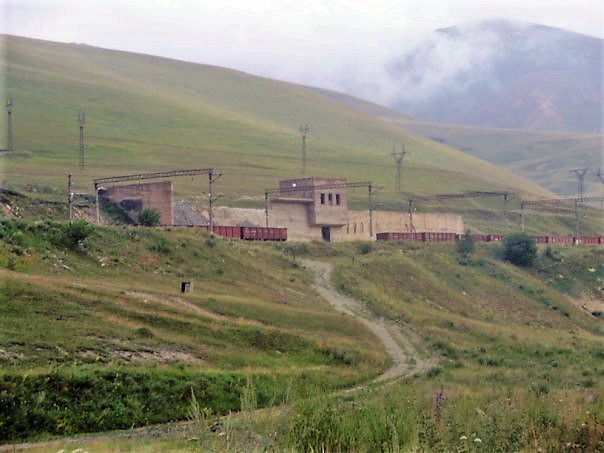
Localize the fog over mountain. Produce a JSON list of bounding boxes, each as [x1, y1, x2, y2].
[[381, 19, 602, 132]]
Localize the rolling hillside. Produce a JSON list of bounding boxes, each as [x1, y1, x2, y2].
[[313, 87, 603, 197], [0, 34, 552, 211], [1, 220, 602, 447]]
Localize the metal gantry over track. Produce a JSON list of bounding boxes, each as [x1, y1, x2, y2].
[[93, 168, 222, 231], [521, 196, 604, 237], [408, 191, 514, 234]]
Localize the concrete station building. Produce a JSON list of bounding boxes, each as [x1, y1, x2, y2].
[[99, 177, 464, 241]]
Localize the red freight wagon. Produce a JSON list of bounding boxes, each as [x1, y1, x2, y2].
[[215, 226, 227, 237], [581, 237, 600, 245], [488, 234, 504, 242], [279, 228, 288, 241], [534, 236, 549, 244], [471, 234, 488, 242], [224, 226, 239, 238]]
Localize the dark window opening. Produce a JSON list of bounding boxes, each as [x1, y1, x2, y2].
[[320, 193, 325, 204], [328, 193, 333, 205], [336, 194, 341, 205]]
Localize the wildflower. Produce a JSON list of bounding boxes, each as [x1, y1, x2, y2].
[[459, 435, 468, 441], [474, 438, 482, 443]]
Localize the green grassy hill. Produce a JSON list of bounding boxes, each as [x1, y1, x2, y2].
[[1, 34, 552, 207], [312, 87, 603, 197], [0, 219, 385, 439], [1, 221, 602, 449]]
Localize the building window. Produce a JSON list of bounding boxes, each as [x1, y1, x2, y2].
[[360, 223, 364, 233], [353, 223, 357, 233], [336, 194, 341, 205], [346, 224, 350, 233], [320, 193, 325, 204], [328, 193, 333, 205]]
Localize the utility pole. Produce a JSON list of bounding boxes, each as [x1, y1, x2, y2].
[[299, 124, 309, 175], [408, 199, 415, 239], [574, 198, 580, 239], [368, 184, 383, 238], [264, 191, 270, 227], [520, 201, 525, 232], [504, 192, 509, 235], [571, 168, 588, 203], [392, 145, 408, 193], [368, 184, 373, 238], [6, 97, 13, 153], [68, 174, 73, 222], [597, 168, 604, 185], [208, 171, 223, 235], [78, 111, 86, 169]]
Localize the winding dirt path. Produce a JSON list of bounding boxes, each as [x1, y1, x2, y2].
[[303, 259, 436, 384], [1, 260, 436, 451]]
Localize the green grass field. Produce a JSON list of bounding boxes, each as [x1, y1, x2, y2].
[[4, 228, 601, 450], [0, 219, 386, 439]]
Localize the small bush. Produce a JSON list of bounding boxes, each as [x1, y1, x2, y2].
[[6, 255, 17, 270], [139, 208, 161, 226], [149, 236, 173, 254], [205, 236, 217, 248], [502, 232, 537, 266], [456, 228, 474, 264], [50, 220, 94, 250], [358, 242, 373, 255]]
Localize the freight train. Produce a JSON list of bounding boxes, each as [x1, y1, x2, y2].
[[178, 225, 287, 241], [376, 232, 604, 245]]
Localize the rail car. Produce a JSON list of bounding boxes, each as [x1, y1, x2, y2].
[[177, 224, 288, 241], [376, 232, 604, 245]]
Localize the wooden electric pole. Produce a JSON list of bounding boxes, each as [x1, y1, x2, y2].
[[300, 124, 309, 175], [78, 111, 86, 169], [6, 98, 13, 153]]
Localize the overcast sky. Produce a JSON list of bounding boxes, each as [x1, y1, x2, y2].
[[2, 0, 603, 99]]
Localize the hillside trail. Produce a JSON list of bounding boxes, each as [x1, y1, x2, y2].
[[1, 261, 436, 452], [302, 259, 436, 386]]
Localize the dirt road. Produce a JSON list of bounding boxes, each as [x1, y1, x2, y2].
[[1, 260, 436, 451], [302, 259, 436, 384]]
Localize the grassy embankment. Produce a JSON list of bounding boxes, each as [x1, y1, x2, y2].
[[0, 219, 386, 441], [5, 232, 603, 451]]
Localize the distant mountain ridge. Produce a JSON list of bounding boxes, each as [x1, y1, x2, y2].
[[388, 19, 602, 133]]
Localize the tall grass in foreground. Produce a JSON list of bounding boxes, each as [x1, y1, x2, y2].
[[284, 382, 602, 452], [177, 377, 602, 452]]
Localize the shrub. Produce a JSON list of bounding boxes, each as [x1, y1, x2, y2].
[[358, 242, 373, 255], [149, 236, 173, 254], [51, 220, 94, 250], [502, 232, 537, 266], [6, 255, 17, 270], [456, 228, 474, 264], [138, 208, 161, 226]]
